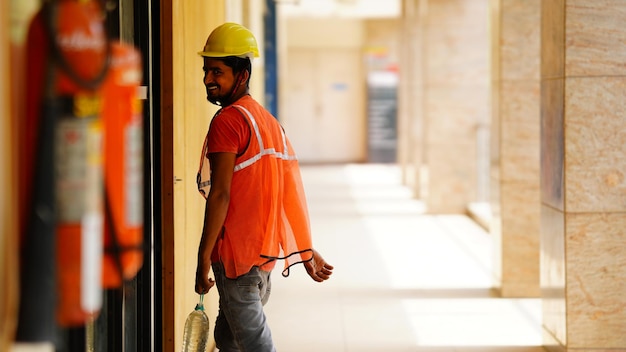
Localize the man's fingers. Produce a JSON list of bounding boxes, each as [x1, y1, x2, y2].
[[195, 277, 216, 294], [304, 253, 333, 282], [195, 282, 206, 294], [314, 269, 332, 281]]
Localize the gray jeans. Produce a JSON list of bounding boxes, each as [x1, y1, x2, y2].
[[212, 262, 275, 352]]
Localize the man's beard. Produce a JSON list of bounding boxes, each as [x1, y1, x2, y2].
[[206, 85, 226, 106], [207, 94, 223, 106], [206, 85, 236, 106]]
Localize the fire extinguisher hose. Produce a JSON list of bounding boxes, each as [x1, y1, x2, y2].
[[104, 191, 144, 287], [15, 88, 59, 343]]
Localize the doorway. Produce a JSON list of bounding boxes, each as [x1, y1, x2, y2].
[[282, 47, 366, 163]]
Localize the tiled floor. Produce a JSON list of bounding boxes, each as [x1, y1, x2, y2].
[[264, 164, 545, 352]]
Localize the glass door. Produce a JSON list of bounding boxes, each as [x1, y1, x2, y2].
[[87, 0, 161, 351]]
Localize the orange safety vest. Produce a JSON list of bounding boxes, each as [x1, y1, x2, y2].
[[197, 96, 313, 278]]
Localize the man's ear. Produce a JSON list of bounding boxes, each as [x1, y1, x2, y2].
[[239, 69, 250, 87]]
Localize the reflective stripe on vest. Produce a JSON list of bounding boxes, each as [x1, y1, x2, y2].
[[232, 105, 297, 172]]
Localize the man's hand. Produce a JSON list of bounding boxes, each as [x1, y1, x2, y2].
[[195, 263, 215, 294], [304, 249, 334, 282]]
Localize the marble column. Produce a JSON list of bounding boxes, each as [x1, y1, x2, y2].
[[423, 0, 489, 213], [541, 0, 626, 350], [398, 0, 424, 196], [490, 0, 541, 297]]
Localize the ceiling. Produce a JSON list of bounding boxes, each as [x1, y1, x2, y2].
[[278, 0, 401, 18]]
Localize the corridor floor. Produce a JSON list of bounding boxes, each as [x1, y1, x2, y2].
[[264, 164, 545, 352]]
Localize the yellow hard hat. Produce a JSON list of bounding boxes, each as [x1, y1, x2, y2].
[[199, 22, 260, 58]]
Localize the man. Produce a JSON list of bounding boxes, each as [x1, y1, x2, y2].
[[194, 23, 334, 351]]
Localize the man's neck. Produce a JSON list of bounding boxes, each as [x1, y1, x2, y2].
[[224, 90, 250, 107]]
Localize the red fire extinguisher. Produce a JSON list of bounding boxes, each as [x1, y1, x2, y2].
[[18, 0, 144, 333], [48, 0, 110, 327], [100, 42, 144, 289], [18, 0, 110, 334]]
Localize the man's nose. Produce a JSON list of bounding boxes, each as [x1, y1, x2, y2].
[[204, 72, 213, 85]]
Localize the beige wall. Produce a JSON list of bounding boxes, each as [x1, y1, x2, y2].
[[363, 19, 400, 69], [285, 17, 364, 48], [0, 0, 17, 349], [2, 0, 40, 349], [169, 2, 225, 350]]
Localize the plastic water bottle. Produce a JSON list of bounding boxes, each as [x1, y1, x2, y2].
[[181, 294, 210, 352]]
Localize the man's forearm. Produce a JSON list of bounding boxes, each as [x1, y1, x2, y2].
[[198, 191, 230, 264]]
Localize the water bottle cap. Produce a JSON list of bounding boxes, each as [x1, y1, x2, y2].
[[195, 294, 205, 311]]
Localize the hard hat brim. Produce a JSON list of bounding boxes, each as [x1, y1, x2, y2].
[[198, 51, 260, 58]]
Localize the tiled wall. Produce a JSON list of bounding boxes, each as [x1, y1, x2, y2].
[[490, 0, 542, 297], [541, 0, 626, 349], [398, 0, 424, 195], [422, 0, 490, 213]]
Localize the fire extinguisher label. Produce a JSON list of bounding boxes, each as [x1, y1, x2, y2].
[[54, 96, 103, 223], [55, 95, 104, 313], [125, 119, 143, 226]]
